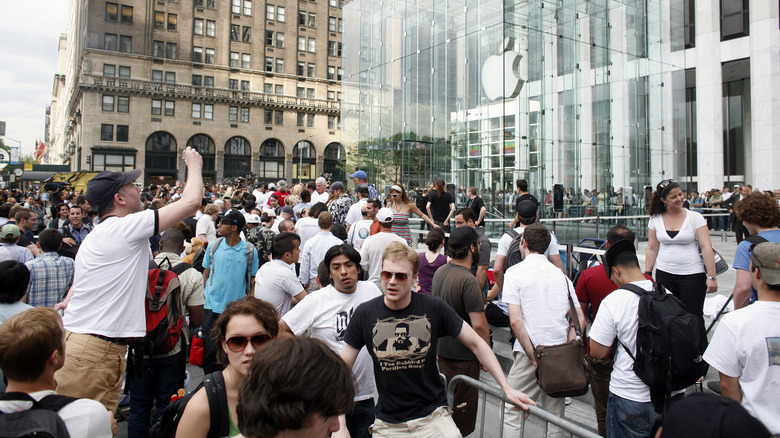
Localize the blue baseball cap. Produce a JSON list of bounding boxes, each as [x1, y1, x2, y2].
[[349, 170, 368, 180]]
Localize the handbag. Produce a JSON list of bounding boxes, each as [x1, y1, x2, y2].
[[688, 211, 729, 275], [533, 282, 590, 398], [189, 329, 205, 366]]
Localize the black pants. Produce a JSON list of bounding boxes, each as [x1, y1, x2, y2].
[[485, 302, 510, 327], [734, 219, 750, 243], [655, 269, 706, 331]]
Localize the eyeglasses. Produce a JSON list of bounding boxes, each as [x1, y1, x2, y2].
[[225, 334, 272, 352], [389, 193, 399, 198], [380, 271, 409, 282], [657, 179, 677, 191]]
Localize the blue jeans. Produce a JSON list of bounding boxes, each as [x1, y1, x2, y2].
[[346, 398, 375, 438], [127, 350, 185, 438], [607, 393, 661, 438]]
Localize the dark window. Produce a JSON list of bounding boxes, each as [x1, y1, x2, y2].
[[721, 0, 749, 40], [192, 74, 202, 86], [104, 33, 117, 51], [166, 42, 177, 59], [118, 66, 130, 78], [167, 13, 177, 31], [103, 64, 116, 77], [119, 35, 132, 53], [153, 41, 164, 57], [117, 96, 130, 113], [242, 26, 251, 42], [204, 76, 214, 87], [121, 5, 133, 23], [231, 25, 240, 41], [116, 125, 129, 142], [229, 79, 238, 90], [106, 3, 118, 21], [101, 124, 113, 141], [154, 11, 165, 29], [241, 80, 249, 91]]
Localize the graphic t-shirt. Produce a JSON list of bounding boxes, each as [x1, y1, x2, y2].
[[344, 293, 463, 423]]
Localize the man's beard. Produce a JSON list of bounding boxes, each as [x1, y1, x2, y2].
[[471, 245, 480, 266]]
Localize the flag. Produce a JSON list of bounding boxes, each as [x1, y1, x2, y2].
[[34, 140, 47, 163]]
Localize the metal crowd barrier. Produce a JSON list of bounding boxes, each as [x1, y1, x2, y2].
[[446, 375, 601, 438]]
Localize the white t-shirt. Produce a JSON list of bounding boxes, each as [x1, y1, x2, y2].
[[703, 301, 780, 434], [347, 219, 373, 250], [282, 282, 382, 400], [345, 199, 367, 226], [254, 259, 304, 317], [497, 226, 559, 258], [359, 232, 407, 285], [311, 191, 330, 205], [195, 214, 216, 244], [0, 390, 112, 437], [648, 209, 706, 275], [298, 231, 343, 284], [257, 191, 272, 208], [63, 210, 156, 337], [503, 254, 577, 354], [295, 216, 320, 248], [589, 280, 655, 403]]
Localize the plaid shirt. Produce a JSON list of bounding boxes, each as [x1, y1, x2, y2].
[[25, 252, 75, 308]]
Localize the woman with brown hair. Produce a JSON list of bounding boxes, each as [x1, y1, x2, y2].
[[426, 178, 456, 234], [387, 183, 438, 246]]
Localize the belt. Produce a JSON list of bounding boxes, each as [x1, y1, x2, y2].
[[88, 333, 134, 346]]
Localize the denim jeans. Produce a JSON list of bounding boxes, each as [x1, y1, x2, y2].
[[202, 309, 222, 374], [606, 392, 661, 438], [127, 350, 185, 438], [346, 398, 375, 438]]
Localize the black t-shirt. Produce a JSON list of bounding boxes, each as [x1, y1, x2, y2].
[[344, 293, 464, 423], [515, 193, 539, 216], [427, 190, 454, 222], [466, 196, 485, 227]]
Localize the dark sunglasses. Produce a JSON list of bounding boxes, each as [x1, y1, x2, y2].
[[380, 271, 409, 282], [225, 334, 272, 352], [657, 179, 677, 191]]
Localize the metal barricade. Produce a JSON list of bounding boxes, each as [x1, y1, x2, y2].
[[447, 375, 601, 438]]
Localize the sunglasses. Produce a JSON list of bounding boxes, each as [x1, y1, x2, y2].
[[225, 334, 272, 352], [657, 179, 677, 191], [380, 271, 409, 282], [389, 193, 399, 198]]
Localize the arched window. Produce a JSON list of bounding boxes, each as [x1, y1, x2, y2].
[[145, 131, 177, 186], [292, 140, 316, 183], [258, 138, 285, 181], [186, 134, 216, 182], [224, 136, 251, 178], [324, 142, 346, 181]]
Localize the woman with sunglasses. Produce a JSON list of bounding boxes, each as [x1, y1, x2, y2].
[[176, 297, 278, 438], [387, 183, 438, 246], [645, 179, 718, 325]]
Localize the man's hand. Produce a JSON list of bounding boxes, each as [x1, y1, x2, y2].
[[183, 146, 203, 170], [503, 387, 536, 411], [108, 411, 117, 435], [62, 237, 77, 247]]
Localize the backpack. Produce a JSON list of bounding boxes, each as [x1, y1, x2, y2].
[[0, 392, 78, 438], [503, 229, 524, 273], [149, 371, 230, 438], [620, 282, 709, 413], [133, 259, 191, 359], [208, 237, 255, 296]]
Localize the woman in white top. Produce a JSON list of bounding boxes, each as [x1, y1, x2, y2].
[[645, 179, 717, 320]]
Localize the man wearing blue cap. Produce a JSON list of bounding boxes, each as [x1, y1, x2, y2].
[[54, 147, 204, 412], [350, 170, 378, 200]]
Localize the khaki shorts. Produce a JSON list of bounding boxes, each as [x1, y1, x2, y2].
[[369, 406, 461, 438]]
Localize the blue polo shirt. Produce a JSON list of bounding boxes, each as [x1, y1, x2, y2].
[[733, 229, 780, 304], [203, 238, 259, 314]]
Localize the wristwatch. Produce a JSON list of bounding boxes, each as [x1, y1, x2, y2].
[[706, 276, 717, 281]]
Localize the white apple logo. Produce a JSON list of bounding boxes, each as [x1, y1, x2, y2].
[[482, 37, 525, 101]]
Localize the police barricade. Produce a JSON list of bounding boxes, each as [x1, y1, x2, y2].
[[446, 374, 601, 438]]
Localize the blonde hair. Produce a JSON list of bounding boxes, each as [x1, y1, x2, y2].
[[204, 204, 221, 215], [382, 242, 420, 274]]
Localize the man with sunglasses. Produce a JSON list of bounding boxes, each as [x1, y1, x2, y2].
[[341, 242, 534, 437], [281, 243, 382, 438]]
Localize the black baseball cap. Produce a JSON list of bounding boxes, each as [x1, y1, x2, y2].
[[86, 169, 142, 214], [516, 199, 538, 218], [217, 209, 246, 229], [449, 226, 479, 250], [603, 239, 636, 278]]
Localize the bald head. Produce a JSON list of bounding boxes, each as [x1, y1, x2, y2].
[[278, 219, 296, 233]]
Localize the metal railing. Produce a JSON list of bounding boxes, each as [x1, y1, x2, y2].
[[447, 375, 601, 438]]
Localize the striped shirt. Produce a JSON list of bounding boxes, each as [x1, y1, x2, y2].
[[25, 252, 75, 308]]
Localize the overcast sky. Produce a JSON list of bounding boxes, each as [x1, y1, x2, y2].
[[0, 0, 69, 155]]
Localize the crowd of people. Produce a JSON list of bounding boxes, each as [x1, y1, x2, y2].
[[0, 157, 778, 438]]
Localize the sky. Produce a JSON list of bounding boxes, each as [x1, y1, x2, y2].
[[0, 0, 69, 156]]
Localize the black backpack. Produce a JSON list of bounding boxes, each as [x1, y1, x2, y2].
[[149, 371, 230, 438], [503, 229, 524, 273], [620, 283, 709, 413], [0, 392, 78, 438]]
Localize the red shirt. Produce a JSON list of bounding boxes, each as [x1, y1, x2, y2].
[[575, 264, 653, 320], [369, 219, 381, 236], [273, 191, 289, 207]]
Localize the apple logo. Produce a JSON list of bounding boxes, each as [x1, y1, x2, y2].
[[482, 37, 525, 101]]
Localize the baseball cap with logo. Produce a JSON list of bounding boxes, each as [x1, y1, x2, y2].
[[86, 169, 142, 214], [750, 242, 780, 287], [245, 214, 261, 224], [376, 208, 393, 224], [218, 209, 246, 229]]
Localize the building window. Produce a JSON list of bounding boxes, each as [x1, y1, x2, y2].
[[298, 36, 306, 52], [152, 99, 162, 115], [192, 75, 202, 86], [241, 53, 250, 68], [205, 48, 215, 64], [308, 38, 316, 53], [116, 125, 129, 142], [328, 16, 336, 31], [195, 0, 203, 5], [121, 5, 133, 23], [117, 96, 130, 113], [103, 64, 116, 77], [264, 109, 273, 124], [231, 24, 240, 41], [240, 107, 249, 123], [193, 46, 203, 63], [230, 79, 239, 90], [194, 18, 204, 35], [243, 0, 252, 15], [206, 20, 216, 37], [167, 14, 177, 31], [165, 71, 176, 83], [166, 42, 177, 59], [307, 63, 315, 78], [230, 106, 239, 121], [266, 30, 274, 46], [297, 62, 305, 76], [154, 11, 165, 29], [275, 110, 283, 125], [328, 115, 336, 129], [275, 84, 283, 94], [106, 3, 118, 21], [119, 35, 132, 53], [307, 88, 314, 98], [101, 124, 114, 141], [275, 58, 284, 73], [204, 104, 213, 120], [338, 18, 342, 32], [264, 83, 272, 93], [204, 76, 214, 87], [327, 66, 335, 80], [309, 12, 316, 27], [327, 90, 335, 100], [264, 56, 273, 72], [206, 0, 216, 9], [297, 112, 305, 126], [266, 4, 274, 20], [104, 33, 117, 51], [298, 11, 306, 25], [275, 32, 284, 48], [328, 41, 341, 57], [102, 95, 115, 112], [296, 86, 304, 97], [241, 80, 250, 91], [232, 0, 240, 14], [721, 0, 749, 40], [230, 52, 239, 67], [192, 103, 201, 118], [92, 152, 136, 172], [165, 101, 175, 116], [153, 41, 164, 57], [337, 67, 342, 80], [277, 6, 285, 21], [307, 113, 314, 127], [118, 66, 130, 78], [152, 70, 163, 81], [242, 26, 251, 42]]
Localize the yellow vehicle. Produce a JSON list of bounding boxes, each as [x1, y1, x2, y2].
[[41, 171, 99, 195]]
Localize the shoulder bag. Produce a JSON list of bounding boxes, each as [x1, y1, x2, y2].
[[688, 210, 729, 275]]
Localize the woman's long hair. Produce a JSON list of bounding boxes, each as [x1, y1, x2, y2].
[[648, 180, 681, 216]]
